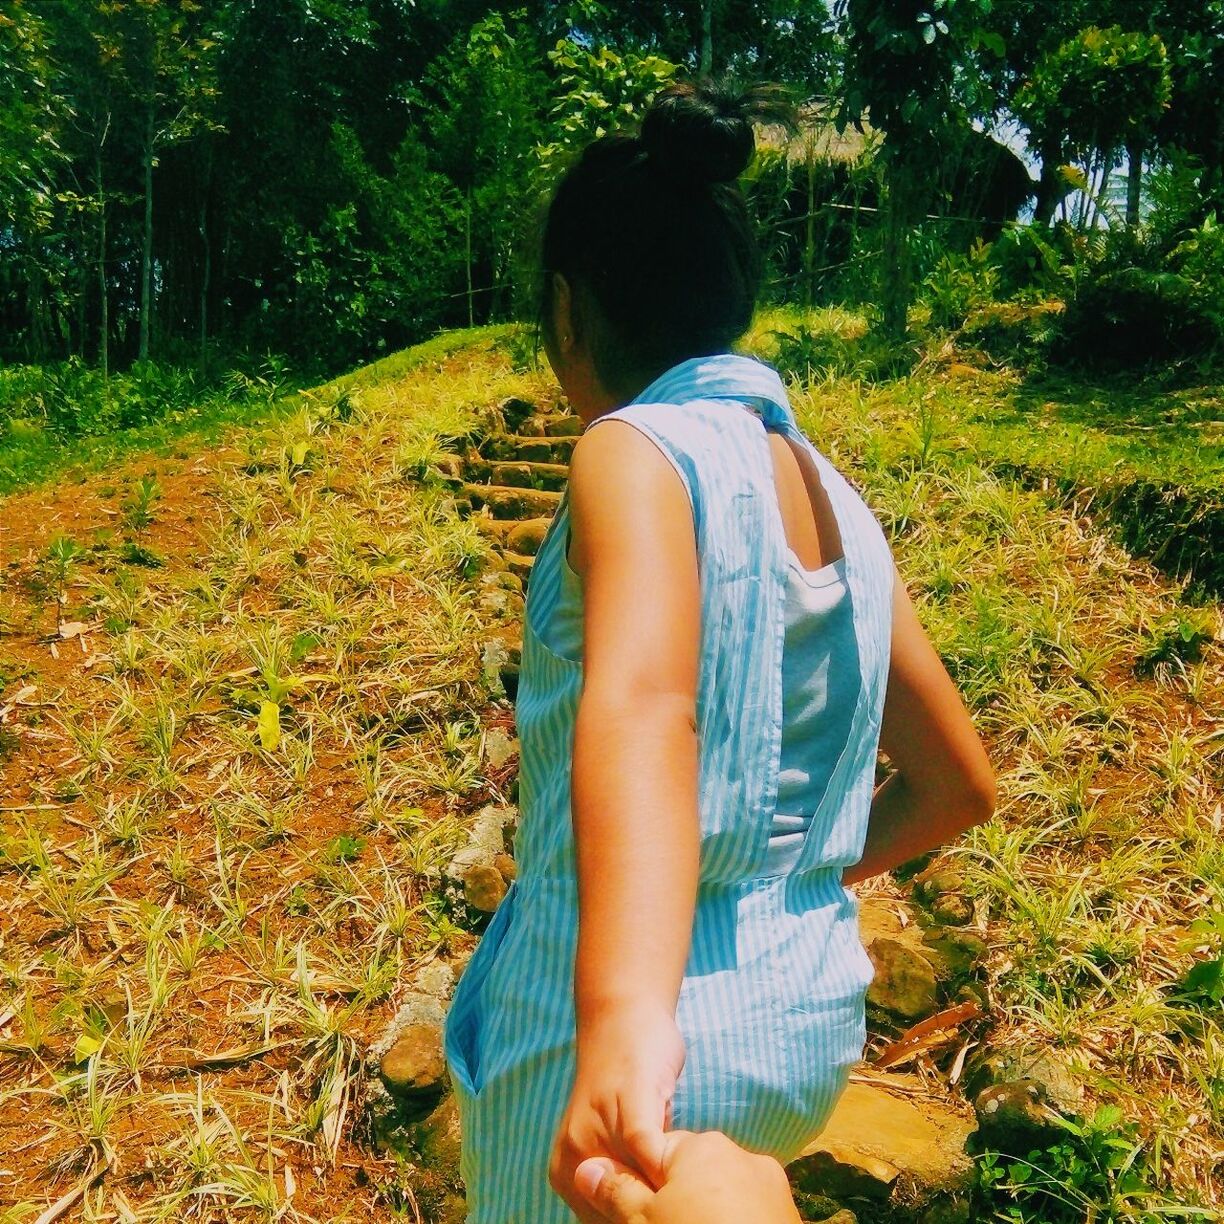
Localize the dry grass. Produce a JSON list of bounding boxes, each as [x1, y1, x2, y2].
[[0, 325, 1220, 1218]]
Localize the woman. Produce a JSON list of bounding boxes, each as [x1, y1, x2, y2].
[[443, 77, 996, 1223]]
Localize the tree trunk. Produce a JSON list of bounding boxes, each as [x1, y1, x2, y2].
[[1034, 140, 1063, 226], [139, 106, 154, 362], [96, 147, 108, 381], [1126, 137, 1143, 227], [465, 186, 474, 328], [199, 143, 213, 373], [803, 145, 815, 309], [881, 160, 913, 342], [699, 0, 713, 76]]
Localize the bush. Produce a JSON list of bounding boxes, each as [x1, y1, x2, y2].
[[1053, 265, 1220, 370], [991, 224, 1068, 300], [769, 326, 918, 383], [0, 355, 295, 440], [922, 240, 998, 331]]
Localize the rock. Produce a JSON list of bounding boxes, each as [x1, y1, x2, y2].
[[504, 552, 534, 585], [522, 461, 570, 491], [446, 805, 517, 880], [480, 569, 523, 594], [867, 937, 940, 1022], [473, 517, 515, 543], [921, 928, 987, 979], [790, 1080, 975, 1210], [448, 947, 474, 983], [379, 1024, 447, 1101], [459, 455, 492, 483], [477, 588, 524, 620], [818, 1212, 859, 1224], [506, 518, 550, 556], [407, 1091, 464, 1173], [493, 853, 517, 884], [431, 455, 464, 482], [481, 435, 578, 464], [791, 1146, 898, 1203], [973, 1079, 1063, 1151], [483, 726, 518, 769], [481, 637, 512, 696], [913, 862, 965, 901], [490, 461, 535, 488], [518, 417, 545, 437], [929, 893, 974, 926], [963, 1048, 1083, 1115], [530, 413, 584, 437], [463, 864, 508, 913], [498, 397, 538, 431], [463, 483, 562, 520]]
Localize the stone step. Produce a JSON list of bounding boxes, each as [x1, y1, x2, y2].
[[462, 483, 562, 521], [505, 519, 550, 556], [503, 551, 535, 584], [479, 434, 579, 464], [473, 518, 550, 556], [490, 461, 569, 492], [788, 1077, 976, 1220], [521, 413, 584, 438]]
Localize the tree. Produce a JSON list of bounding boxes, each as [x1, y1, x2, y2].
[[1015, 25, 1171, 229], [424, 10, 549, 325], [0, 1, 68, 357], [834, 0, 996, 338], [101, 0, 223, 360]]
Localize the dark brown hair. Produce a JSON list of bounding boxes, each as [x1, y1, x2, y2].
[[538, 76, 796, 399]]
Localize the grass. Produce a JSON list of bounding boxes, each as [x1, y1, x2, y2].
[[0, 325, 520, 498], [0, 319, 1221, 1219], [747, 305, 1224, 595]]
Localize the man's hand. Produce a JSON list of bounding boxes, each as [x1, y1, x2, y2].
[[549, 1001, 686, 1224], [572, 1129, 803, 1224]]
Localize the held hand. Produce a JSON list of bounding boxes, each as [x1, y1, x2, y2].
[[549, 1000, 686, 1223], [573, 1130, 803, 1224]]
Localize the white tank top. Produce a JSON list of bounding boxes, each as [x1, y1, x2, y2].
[[762, 550, 859, 875]]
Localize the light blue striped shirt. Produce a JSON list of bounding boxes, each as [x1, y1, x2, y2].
[[444, 352, 895, 1222]]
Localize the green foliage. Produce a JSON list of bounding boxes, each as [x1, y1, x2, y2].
[[975, 1105, 1203, 1223], [990, 225, 1067, 300], [535, 40, 679, 179], [1015, 26, 1172, 165], [1172, 909, 1224, 1007], [1055, 266, 1221, 370], [768, 326, 917, 383], [0, 357, 293, 439], [923, 239, 998, 331], [1135, 610, 1216, 678]]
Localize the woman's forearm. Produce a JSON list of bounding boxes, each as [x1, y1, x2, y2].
[[570, 692, 700, 1031], [842, 769, 991, 887]]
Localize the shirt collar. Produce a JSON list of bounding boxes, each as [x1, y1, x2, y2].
[[623, 352, 796, 428]]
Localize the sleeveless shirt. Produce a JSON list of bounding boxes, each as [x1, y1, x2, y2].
[[443, 353, 895, 1223], [543, 530, 859, 878]]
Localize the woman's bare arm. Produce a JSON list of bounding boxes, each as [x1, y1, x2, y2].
[[843, 566, 997, 886], [566, 418, 701, 1029]]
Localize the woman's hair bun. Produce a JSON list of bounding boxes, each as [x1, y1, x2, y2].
[[640, 78, 797, 186]]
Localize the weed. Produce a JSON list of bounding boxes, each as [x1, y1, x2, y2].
[[1136, 611, 1215, 679], [121, 474, 161, 533]]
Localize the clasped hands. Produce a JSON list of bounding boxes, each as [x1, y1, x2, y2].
[[548, 1001, 801, 1224]]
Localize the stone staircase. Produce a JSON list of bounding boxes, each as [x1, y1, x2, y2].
[[364, 396, 1065, 1223]]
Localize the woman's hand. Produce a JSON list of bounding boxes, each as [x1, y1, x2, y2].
[[549, 1000, 686, 1223], [571, 1130, 803, 1224]]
